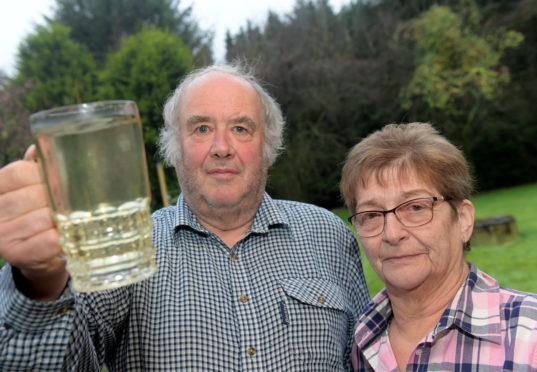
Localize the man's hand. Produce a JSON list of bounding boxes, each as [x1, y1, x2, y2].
[[0, 145, 68, 301]]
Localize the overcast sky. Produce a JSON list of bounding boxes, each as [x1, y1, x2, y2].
[[0, 0, 350, 77]]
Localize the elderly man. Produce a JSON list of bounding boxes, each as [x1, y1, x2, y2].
[[0, 64, 369, 371]]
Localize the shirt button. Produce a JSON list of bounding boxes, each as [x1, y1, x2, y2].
[[247, 347, 257, 356], [317, 295, 326, 304], [415, 349, 422, 356], [240, 295, 248, 304], [230, 252, 238, 261], [57, 305, 69, 316]]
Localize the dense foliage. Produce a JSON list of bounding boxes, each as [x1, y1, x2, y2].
[[14, 22, 97, 111], [227, 0, 537, 208], [98, 28, 194, 206], [1, 0, 536, 209], [53, 0, 212, 66], [0, 76, 32, 165], [2, 0, 208, 207]]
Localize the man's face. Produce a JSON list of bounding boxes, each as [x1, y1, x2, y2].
[[175, 72, 268, 213]]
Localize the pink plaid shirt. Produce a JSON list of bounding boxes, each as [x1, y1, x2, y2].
[[352, 263, 537, 371]]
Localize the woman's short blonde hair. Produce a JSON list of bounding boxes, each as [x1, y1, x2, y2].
[[340, 123, 473, 213]]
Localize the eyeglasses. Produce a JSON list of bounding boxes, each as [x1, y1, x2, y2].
[[347, 196, 449, 238]]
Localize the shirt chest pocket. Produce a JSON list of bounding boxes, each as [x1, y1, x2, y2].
[[279, 278, 352, 369]]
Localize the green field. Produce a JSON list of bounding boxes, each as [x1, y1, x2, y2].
[[1, 183, 536, 297], [334, 182, 537, 296], [2, 183, 537, 372]]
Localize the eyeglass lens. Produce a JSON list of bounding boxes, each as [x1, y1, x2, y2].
[[354, 198, 435, 237]]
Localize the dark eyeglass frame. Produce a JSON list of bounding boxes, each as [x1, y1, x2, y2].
[[347, 196, 451, 237]]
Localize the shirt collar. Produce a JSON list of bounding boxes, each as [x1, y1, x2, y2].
[[355, 262, 503, 350], [172, 192, 289, 235], [354, 289, 392, 350], [435, 262, 502, 344]]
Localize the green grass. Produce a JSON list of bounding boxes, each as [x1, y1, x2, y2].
[[1, 184, 533, 372], [2, 183, 536, 296], [333, 182, 537, 296]]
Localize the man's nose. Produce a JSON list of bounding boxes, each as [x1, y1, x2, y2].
[[210, 127, 233, 158]]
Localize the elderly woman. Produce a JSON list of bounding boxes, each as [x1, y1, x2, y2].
[[340, 123, 537, 371]]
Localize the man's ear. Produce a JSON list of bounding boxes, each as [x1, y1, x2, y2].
[[457, 199, 475, 244]]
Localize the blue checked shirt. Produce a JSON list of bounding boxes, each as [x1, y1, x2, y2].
[[0, 193, 370, 371]]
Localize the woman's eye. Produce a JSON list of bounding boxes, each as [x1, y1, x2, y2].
[[403, 201, 429, 213], [358, 212, 381, 225]]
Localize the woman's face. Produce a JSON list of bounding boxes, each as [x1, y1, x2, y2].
[[353, 168, 474, 295]]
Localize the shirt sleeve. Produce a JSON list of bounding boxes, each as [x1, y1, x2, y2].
[[314, 211, 369, 370], [0, 264, 130, 371], [340, 226, 370, 371]]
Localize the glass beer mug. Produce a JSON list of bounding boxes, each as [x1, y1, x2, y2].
[[30, 101, 156, 291]]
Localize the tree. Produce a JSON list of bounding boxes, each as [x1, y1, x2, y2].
[[401, 4, 523, 118], [53, 0, 213, 65], [400, 3, 526, 190], [14, 22, 97, 112], [226, 0, 536, 204], [98, 27, 194, 207], [227, 0, 409, 207], [0, 77, 32, 167]]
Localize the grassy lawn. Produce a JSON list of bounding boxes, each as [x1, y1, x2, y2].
[[0, 183, 535, 372], [1, 183, 536, 296], [333, 182, 537, 296]]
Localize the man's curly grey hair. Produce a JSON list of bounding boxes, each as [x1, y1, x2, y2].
[[159, 63, 285, 167]]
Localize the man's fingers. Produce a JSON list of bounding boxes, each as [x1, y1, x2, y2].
[[0, 160, 43, 194], [0, 207, 56, 244], [0, 225, 61, 272], [0, 184, 50, 222], [23, 144, 37, 161], [0, 206, 59, 268]]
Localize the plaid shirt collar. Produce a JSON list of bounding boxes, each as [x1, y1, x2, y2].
[[173, 192, 290, 235], [355, 262, 503, 350]]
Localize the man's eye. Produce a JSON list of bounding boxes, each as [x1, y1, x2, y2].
[[196, 125, 209, 134], [233, 126, 248, 134]]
